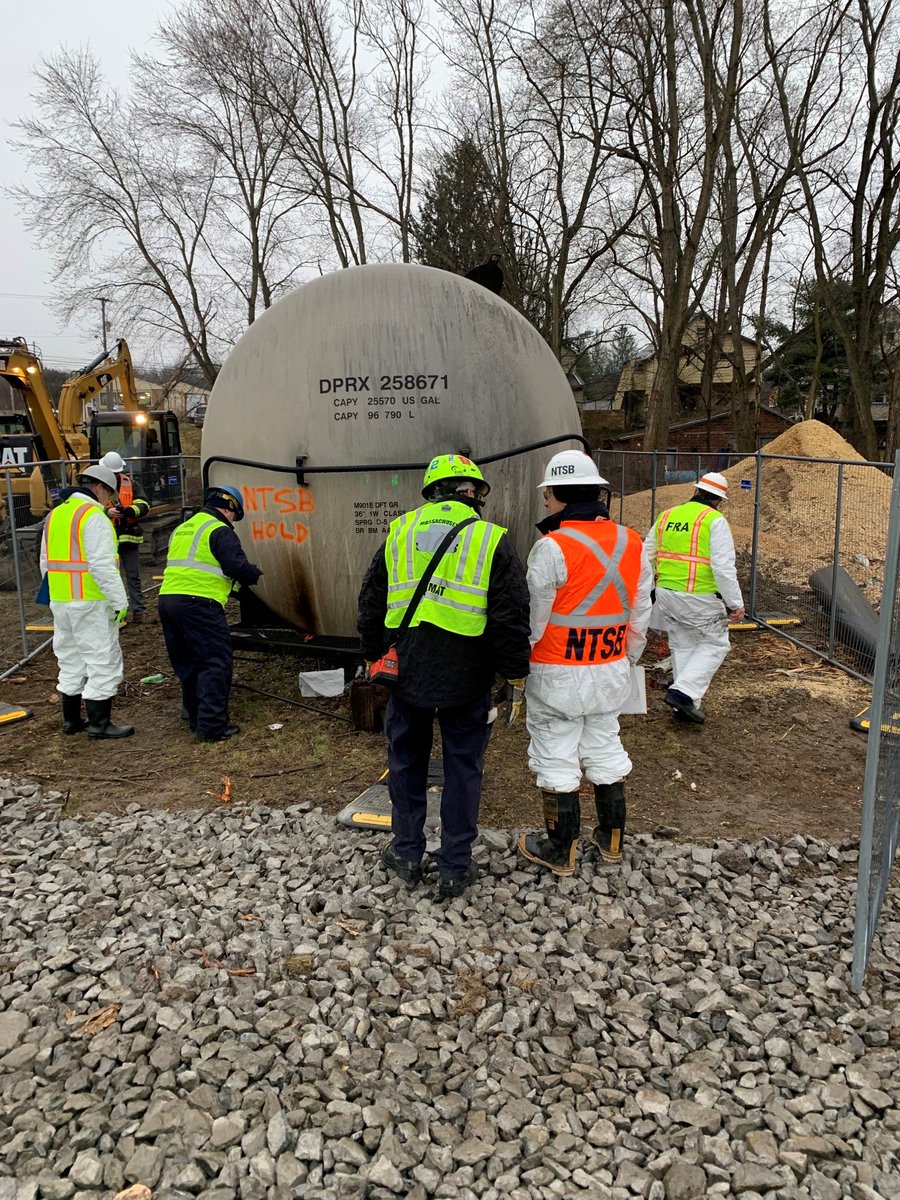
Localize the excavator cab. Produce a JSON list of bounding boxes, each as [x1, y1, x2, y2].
[[88, 410, 183, 504], [0, 412, 38, 467]]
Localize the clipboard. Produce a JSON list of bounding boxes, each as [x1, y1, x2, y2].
[[620, 665, 647, 715]]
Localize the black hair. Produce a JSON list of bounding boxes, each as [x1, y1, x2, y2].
[[424, 478, 487, 509], [691, 490, 722, 509], [550, 483, 602, 504]]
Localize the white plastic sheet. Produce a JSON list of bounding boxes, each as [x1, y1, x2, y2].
[[298, 669, 345, 697]]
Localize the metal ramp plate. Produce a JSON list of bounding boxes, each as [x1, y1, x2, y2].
[[850, 706, 900, 736], [338, 759, 443, 833], [730, 612, 802, 632], [0, 701, 32, 728]]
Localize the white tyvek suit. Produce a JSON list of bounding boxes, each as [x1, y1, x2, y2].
[[644, 514, 744, 703], [525, 528, 654, 792], [40, 492, 128, 701]]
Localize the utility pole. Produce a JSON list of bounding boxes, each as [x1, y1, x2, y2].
[[98, 297, 110, 349]]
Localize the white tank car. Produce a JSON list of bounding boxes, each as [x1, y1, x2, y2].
[[201, 263, 584, 639]]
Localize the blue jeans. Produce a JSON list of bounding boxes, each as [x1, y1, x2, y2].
[[385, 691, 491, 876]]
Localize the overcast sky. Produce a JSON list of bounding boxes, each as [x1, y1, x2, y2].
[[1, 0, 177, 371]]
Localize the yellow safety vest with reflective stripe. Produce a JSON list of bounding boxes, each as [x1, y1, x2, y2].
[[45, 494, 117, 603], [654, 500, 722, 594], [159, 512, 232, 606], [384, 500, 505, 637]]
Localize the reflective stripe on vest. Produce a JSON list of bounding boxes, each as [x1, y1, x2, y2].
[[159, 514, 231, 605], [531, 520, 643, 666], [384, 500, 505, 636], [44, 495, 115, 602], [654, 501, 721, 594]]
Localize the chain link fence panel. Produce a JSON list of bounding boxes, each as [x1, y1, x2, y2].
[[591, 447, 893, 677], [852, 452, 900, 991]]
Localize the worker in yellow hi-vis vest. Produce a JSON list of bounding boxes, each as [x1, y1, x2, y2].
[[357, 453, 531, 902], [39, 464, 133, 739], [644, 472, 745, 724]]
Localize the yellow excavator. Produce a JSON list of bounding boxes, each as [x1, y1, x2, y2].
[[0, 337, 182, 527]]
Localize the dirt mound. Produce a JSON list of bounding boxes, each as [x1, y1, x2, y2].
[[620, 421, 891, 591], [753, 419, 867, 462]]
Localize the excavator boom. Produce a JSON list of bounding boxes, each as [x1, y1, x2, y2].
[[0, 337, 70, 462], [58, 339, 138, 434]]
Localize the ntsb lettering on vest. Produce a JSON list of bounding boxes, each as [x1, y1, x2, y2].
[[565, 624, 626, 662]]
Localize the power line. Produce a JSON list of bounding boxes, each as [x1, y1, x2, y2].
[[0, 292, 54, 300]]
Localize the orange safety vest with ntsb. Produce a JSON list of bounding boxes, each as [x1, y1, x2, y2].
[[530, 520, 643, 665]]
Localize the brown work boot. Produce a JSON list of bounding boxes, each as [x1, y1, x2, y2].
[[518, 789, 580, 876]]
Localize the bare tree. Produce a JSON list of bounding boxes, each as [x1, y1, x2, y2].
[[12, 20, 312, 383], [765, 0, 900, 459], [602, 0, 749, 452], [431, 0, 641, 356], [13, 51, 224, 383], [143, 0, 313, 331], [259, 0, 427, 267]]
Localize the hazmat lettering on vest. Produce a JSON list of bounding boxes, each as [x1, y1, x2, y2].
[[564, 624, 626, 663], [427, 581, 446, 596]]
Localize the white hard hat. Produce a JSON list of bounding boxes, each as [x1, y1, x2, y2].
[[80, 464, 118, 491], [538, 449, 609, 489], [697, 472, 729, 500], [100, 451, 126, 473]]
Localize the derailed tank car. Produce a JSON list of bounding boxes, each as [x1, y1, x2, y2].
[[201, 264, 586, 641]]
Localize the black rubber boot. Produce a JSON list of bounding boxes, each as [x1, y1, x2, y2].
[[61, 693, 86, 735], [590, 781, 626, 863], [518, 789, 581, 876], [85, 698, 134, 740]]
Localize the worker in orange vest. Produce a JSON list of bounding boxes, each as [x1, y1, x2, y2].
[[100, 451, 151, 623], [518, 451, 653, 877]]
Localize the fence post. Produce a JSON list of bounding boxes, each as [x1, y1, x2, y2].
[[651, 451, 658, 525], [619, 454, 625, 524], [852, 450, 900, 992], [5, 471, 29, 660], [827, 463, 845, 660], [748, 451, 763, 618]]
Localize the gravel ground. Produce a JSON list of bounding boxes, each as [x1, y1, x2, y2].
[[2, 776, 899, 1200]]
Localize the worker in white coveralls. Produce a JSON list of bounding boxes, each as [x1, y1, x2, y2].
[[518, 450, 653, 876], [643, 471, 745, 725], [40, 464, 134, 740]]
